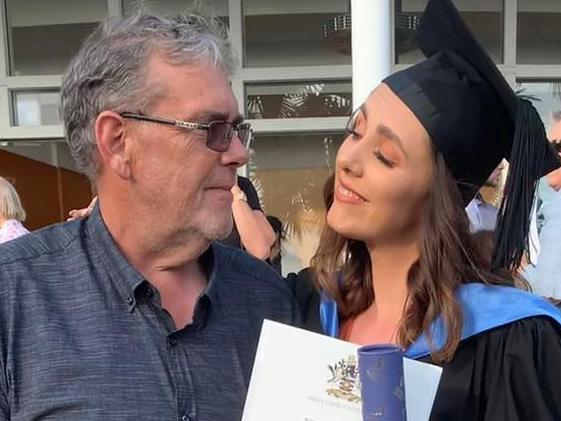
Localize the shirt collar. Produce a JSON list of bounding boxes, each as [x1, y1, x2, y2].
[[85, 203, 221, 312], [85, 204, 147, 311]]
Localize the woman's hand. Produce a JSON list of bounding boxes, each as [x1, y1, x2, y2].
[[67, 196, 98, 221]]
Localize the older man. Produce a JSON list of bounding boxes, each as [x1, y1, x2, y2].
[[0, 13, 296, 420]]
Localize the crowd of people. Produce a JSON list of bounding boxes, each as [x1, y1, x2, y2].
[[0, 0, 560, 419]]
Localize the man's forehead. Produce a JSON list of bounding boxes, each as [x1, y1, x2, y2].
[[144, 54, 240, 120]]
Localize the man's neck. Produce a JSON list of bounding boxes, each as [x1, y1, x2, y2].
[[98, 193, 210, 328]]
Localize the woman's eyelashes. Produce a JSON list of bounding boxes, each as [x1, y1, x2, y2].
[[374, 151, 395, 168], [346, 128, 362, 140], [345, 126, 397, 168]]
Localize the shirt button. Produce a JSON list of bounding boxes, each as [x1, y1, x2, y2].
[[145, 287, 153, 298], [168, 335, 178, 347], [126, 297, 134, 306], [180, 415, 190, 421]]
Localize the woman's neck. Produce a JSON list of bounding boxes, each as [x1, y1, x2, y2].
[[367, 239, 420, 324], [341, 240, 419, 346]]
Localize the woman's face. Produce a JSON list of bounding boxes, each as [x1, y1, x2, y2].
[[327, 83, 434, 246]]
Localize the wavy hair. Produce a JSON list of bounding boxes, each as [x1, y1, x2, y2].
[[311, 153, 514, 363]]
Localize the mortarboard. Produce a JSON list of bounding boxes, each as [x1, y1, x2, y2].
[[382, 0, 561, 272]]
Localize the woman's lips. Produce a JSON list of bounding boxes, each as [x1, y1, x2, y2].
[[334, 183, 366, 204]]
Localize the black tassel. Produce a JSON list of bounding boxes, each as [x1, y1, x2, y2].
[[492, 99, 549, 273]]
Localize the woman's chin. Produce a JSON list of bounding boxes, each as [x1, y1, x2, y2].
[[327, 211, 367, 242]]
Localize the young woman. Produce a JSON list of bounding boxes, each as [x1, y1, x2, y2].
[[301, 0, 561, 419]]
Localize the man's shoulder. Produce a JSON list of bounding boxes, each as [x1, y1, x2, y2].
[[213, 242, 290, 297], [0, 220, 83, 267]]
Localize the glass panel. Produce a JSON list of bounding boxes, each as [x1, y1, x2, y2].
[[0, 141, 78, 171], [517, 0, 561, 64], [395, 0, 503, 64], [246, 80, 352, 119], [13, 91, 61, 126], [250, 132, 344, 275], [123, 0, 229, 24], [0, 141, 92, 230], [243, 0, 351, 67], [516, 81, 561, 140], [6, 0, 108, 75]]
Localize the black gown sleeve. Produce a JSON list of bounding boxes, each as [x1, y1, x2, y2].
[[427, 316, 561, 421], [284, 268, 323, 334], [238, 176, 262, 211]]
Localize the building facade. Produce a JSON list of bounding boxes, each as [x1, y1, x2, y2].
[[0, 0, 559, 273]]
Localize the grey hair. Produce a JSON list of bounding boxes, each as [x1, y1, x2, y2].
[[60, 11, 237, 179], [0, 177, 26, 222]]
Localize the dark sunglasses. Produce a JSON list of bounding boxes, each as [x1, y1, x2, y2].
[[119, 112, 252, 152]]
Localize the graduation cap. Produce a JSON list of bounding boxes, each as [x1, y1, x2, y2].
[[382, 0, 561, 273]]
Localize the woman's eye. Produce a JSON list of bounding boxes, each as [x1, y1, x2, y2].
[[374, 151, 395, 168], [346, 128, 362, 139]]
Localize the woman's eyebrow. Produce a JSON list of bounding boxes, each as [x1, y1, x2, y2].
[[376, 124, 409, 159]]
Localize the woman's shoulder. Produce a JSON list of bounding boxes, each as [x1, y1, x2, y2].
[[407, 283, 561, 359], [428, 315, 561, 420], [438, 314, 561, 369], [457, 283, 561, 332], [472, 314, 560, 345]]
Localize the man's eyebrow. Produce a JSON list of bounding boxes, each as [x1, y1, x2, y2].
[[185, 111, 244, 124], [375, 124, 409, 158]]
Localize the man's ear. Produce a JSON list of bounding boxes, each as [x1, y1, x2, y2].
[[95, 111, 133, 179]]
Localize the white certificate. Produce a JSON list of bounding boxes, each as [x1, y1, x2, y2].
[[242, 320, 442, 421]]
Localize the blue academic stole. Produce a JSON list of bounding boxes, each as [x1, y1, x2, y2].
[[320, 283, 561, 359]]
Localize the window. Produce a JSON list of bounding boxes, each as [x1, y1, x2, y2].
[[123, 0, 229, 25], [250, 132, 343, 274], [0, 140, 77, 171], [246, 80, 352, 119], [243, 0, 351, 67], [12, 90, 60, 126], [516, 81, 561, 138], [6, 0, 108, 75], [517, 0, 561, 64], [395, 0, 503, 64]]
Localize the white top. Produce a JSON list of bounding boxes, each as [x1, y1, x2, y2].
[[0, 219, 29, 244]]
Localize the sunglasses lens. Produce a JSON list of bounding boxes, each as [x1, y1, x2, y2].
[[207, 122, 231, 152]]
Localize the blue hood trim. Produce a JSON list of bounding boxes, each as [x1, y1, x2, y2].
[[320, 283, 561, 359]]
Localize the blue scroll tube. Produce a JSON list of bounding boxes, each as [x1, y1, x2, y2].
[[357, 344, 406, 421]]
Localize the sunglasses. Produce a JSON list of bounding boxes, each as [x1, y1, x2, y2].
[[119, 112, 252, 152]]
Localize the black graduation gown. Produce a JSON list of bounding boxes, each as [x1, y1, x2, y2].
[[286, 273, 561, 421], [423, 316, 561, 421]]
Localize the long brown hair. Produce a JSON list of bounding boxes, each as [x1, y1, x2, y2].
[[311, 153, 513, 363]]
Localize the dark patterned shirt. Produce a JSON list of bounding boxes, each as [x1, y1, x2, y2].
[[0, 206, 297, 420]]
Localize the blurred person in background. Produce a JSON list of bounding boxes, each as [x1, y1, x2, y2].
[[464, 162, 503, 232], [221, 175, 275, 259], [0, 176, 29, 244], [525, 110, 561, 302], [266, 215, 284, 274]]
